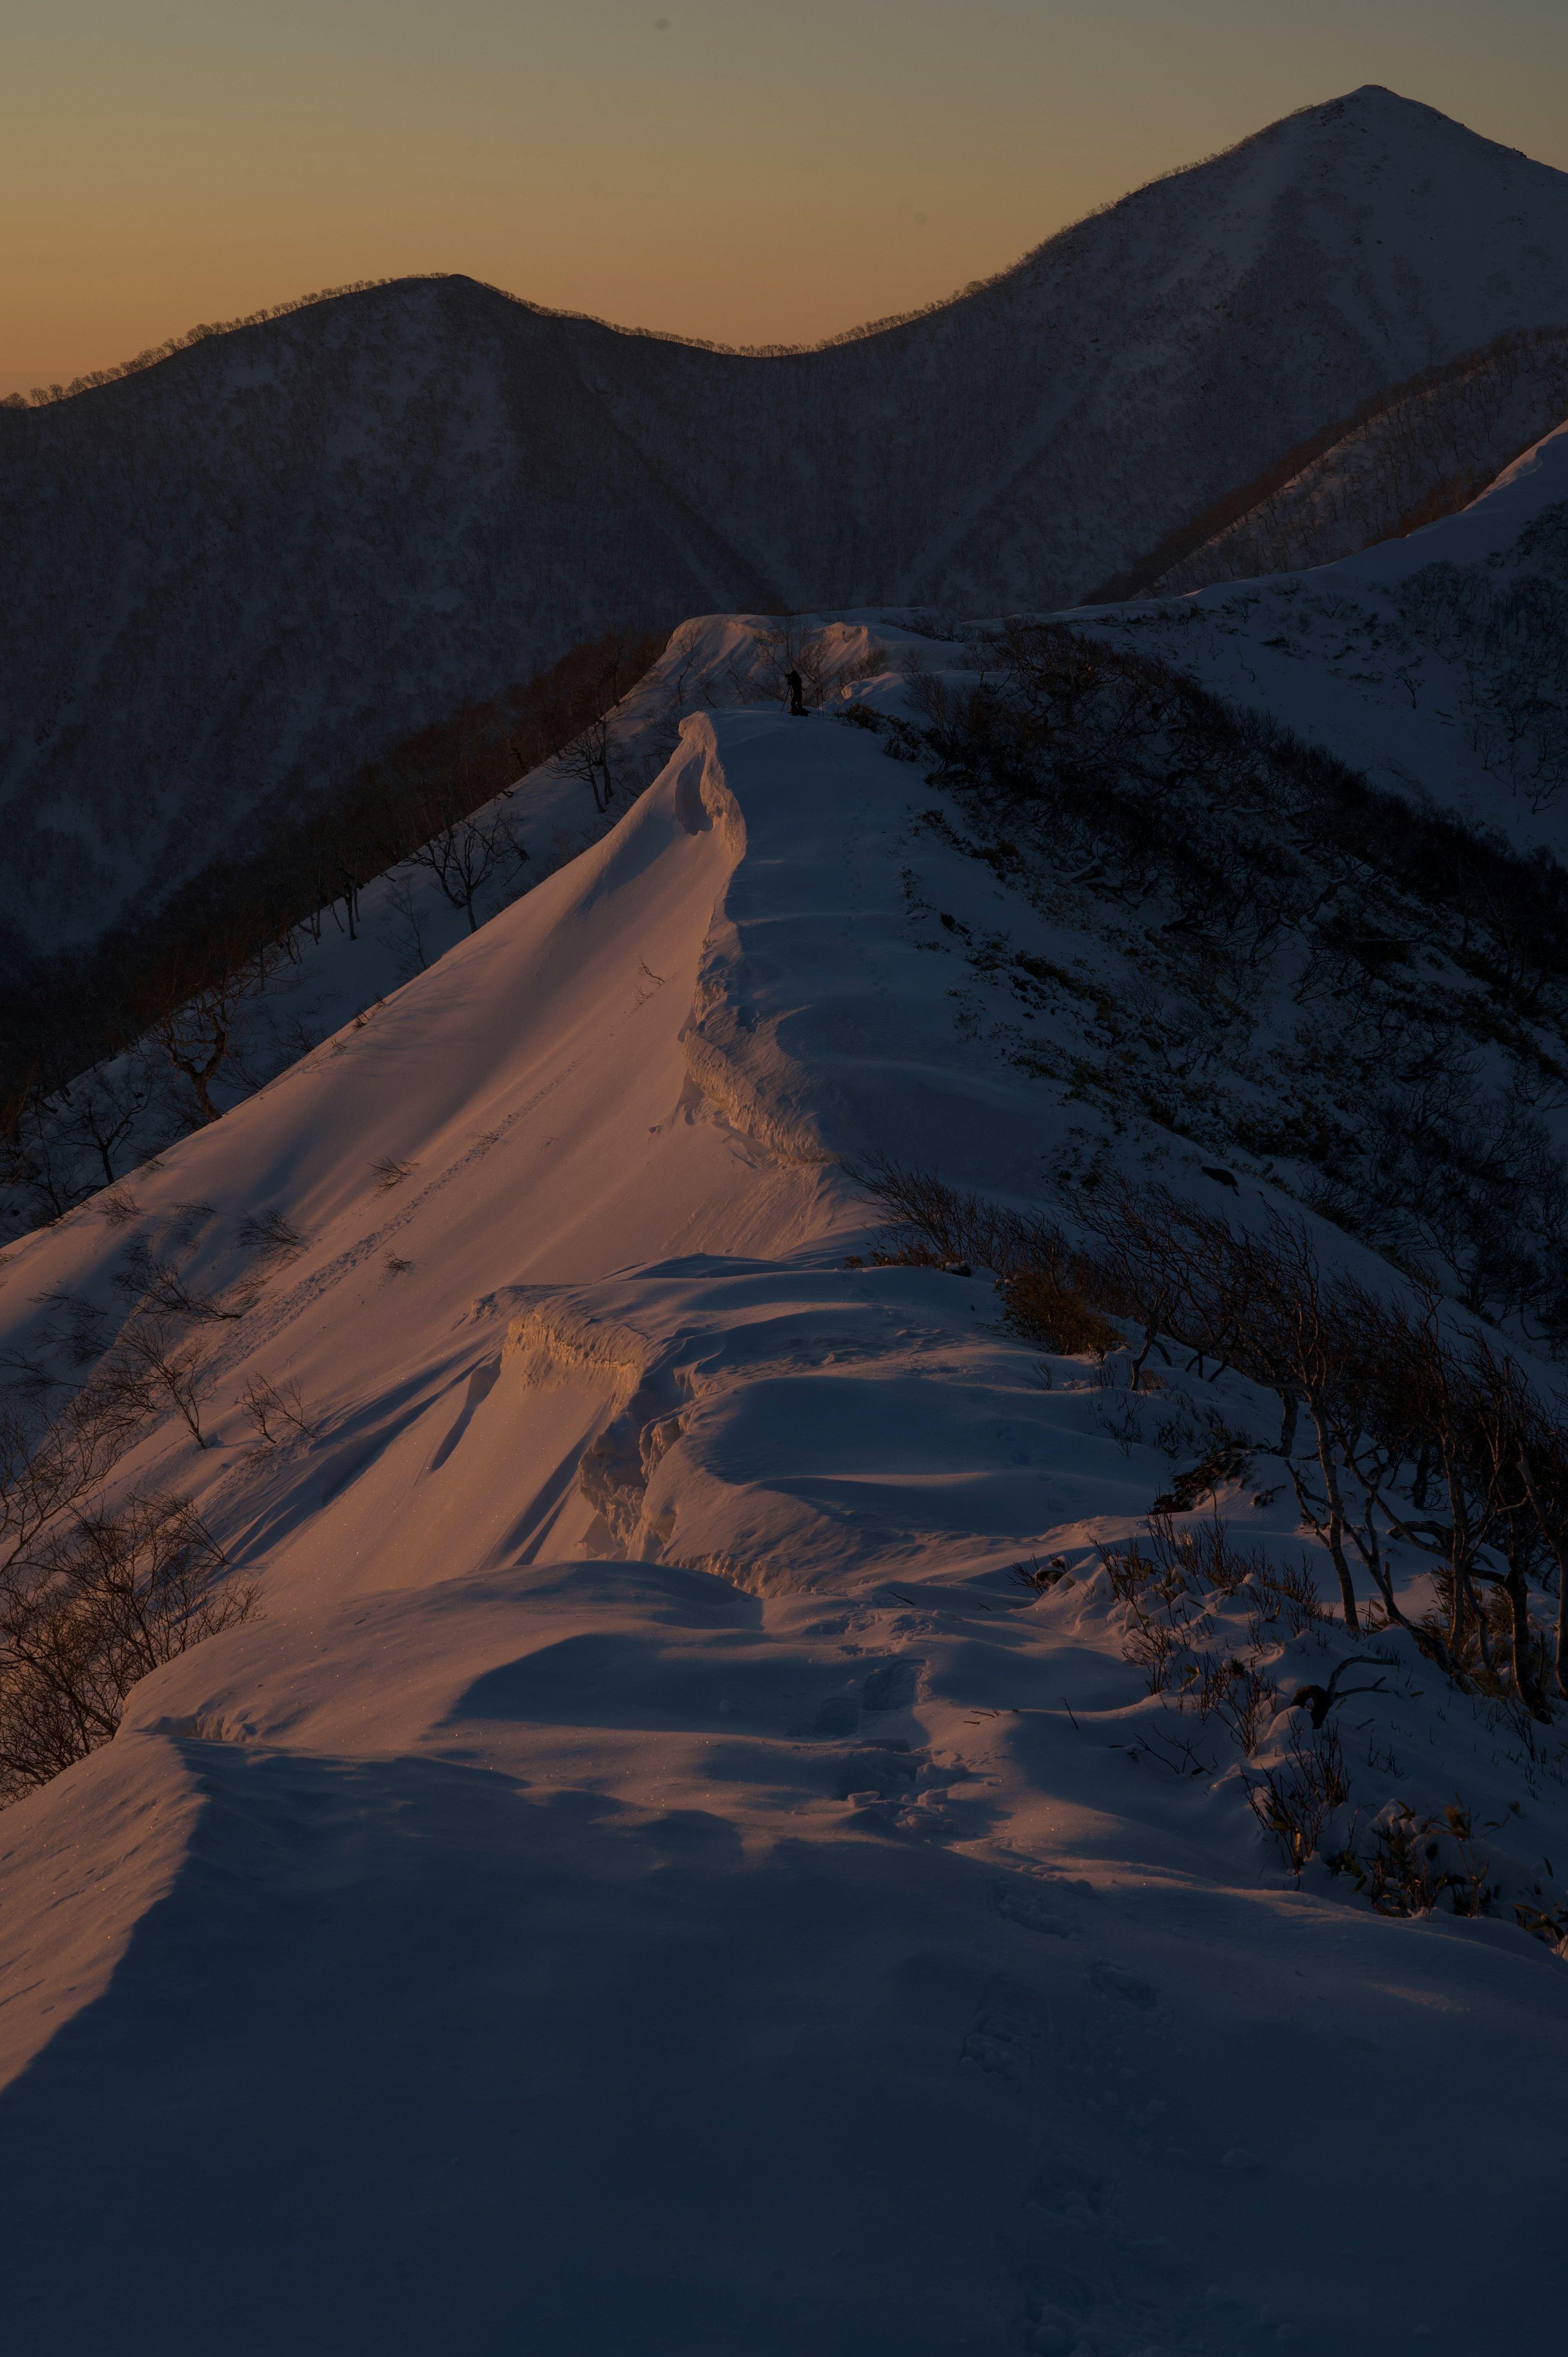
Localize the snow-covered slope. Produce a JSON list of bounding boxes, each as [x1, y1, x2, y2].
[[1135, 326, 1568, 598], [7, 85, 1568, 966], [0, 613, 839, 1240], [1078, 415, 1568, 851], [2, 682, 1564, 2353]]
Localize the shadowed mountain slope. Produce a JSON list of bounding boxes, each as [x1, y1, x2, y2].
[[6, 85, 1568, 966], [1113, 326, 1568, 598]]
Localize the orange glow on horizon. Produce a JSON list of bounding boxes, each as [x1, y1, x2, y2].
[[4, 0, 1566, 399]]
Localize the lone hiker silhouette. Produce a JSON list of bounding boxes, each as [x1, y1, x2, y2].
[[785, 667, 807, 717]]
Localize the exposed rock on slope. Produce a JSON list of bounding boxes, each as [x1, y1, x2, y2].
[[6, 85, 1568, 965]]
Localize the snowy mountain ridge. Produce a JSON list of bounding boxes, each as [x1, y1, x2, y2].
[[1125, 324, 1568, 598], [7, 84, 1568, 973], [1078, 415, 1568, 844], [3, 444, 1568, 2347]]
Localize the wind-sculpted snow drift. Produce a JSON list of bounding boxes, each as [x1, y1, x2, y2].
[[1, 618, 1565, 2353]]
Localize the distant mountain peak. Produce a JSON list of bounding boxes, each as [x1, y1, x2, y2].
[[6, 88, 1567, 997]]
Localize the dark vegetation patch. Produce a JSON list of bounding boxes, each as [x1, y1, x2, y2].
[[0, 1287, 266, 1801], [860, 1159, 1568, 1926], [852, 602, 1568, 1346], [0, 627, 663, 1219], [856, 1157, 1568, 1719]]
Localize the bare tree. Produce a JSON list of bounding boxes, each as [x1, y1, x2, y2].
[[140, 956, 264, 1126], [238, 1373, 316, 1445], [557, 709, 617, 814], [395, 787, 528, 933], [553, 631, 658, 813], [0, 1490, 255, 1801], [1, 1059, 177, 1240], [379, 874, 432, 978], [0, 1070, 92, 1225], [112, 1237, 252, 1323], [80, 1064, 166, 1186], [107, 1318, 214, 1449]]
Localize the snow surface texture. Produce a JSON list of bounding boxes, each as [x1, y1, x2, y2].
[[1, 652, 1564, 2350], [8, 84, 1568, 958]]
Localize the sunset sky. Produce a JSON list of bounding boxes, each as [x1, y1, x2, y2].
[[5, 0, 1568, 398]]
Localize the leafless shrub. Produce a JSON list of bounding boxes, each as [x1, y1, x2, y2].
[[1008, 1554, 1073, 1593], [0, 1353, 254, 1800], [1327, 1801, 1496, 1918], [1100, 1518, 1218, 1692], [107, 1319, 214, 1449], [236, 1208, 303, 1259], [1120, 1512, 1264, 1600], [1123, 1608, 1185, 1692], [1149, 1431, 1252, 1516], [384, 1254, 413, 1276], [1514, 1892, 1568, 1948], [859, 1156, 1568, 1712], [1194, 1652, 1278, 1754], [1251, 1557, 1327, 1639], [20, 1286, 110, 1379], [97, 1188, 141, 1229], [1248, 1725, 1351, 1875], [1096, 1394, 1144, 1456], [238, 1373, 316, 1446], [848, 1153, 1070, 1278], [111, 1238, 249, 1322], [371, 1157, 416, 1191], [1000, 1269, 1122, 1357], [0, 1384, 149, 1574], [0, 1491, 257, 1803]]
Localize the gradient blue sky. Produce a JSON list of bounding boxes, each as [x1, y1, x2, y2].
[[4, 0, 1567, 394]]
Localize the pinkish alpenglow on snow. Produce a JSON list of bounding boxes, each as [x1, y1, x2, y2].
[[2, 83, 1568, 2357]]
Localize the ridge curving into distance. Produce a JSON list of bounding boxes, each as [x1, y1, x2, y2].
[[3, 551, 1568, 2346], [5, 82, 1568, 984]]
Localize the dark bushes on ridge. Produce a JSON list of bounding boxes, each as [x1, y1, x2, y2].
[[854, 1157, 1568, 1710], [889, 617, 1568, 1344]]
